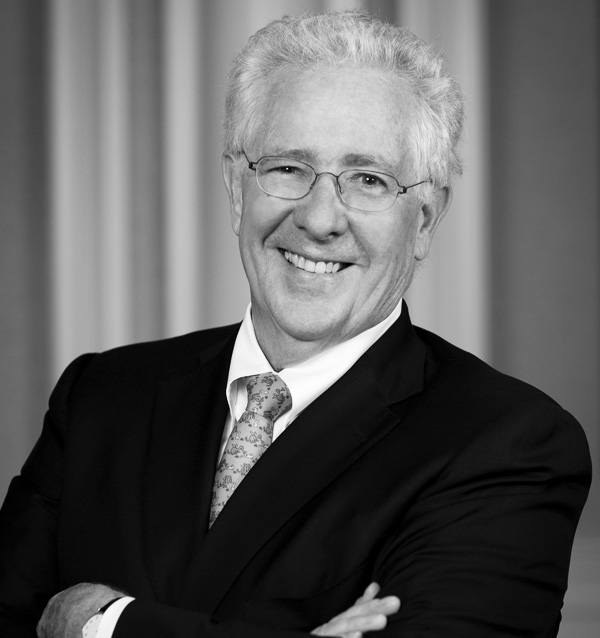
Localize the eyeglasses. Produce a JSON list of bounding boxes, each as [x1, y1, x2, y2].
[[243, 152, 430, 213]]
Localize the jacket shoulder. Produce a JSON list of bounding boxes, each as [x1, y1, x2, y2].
[[77, 323, 239, 382], [414, 326, 591, 479], [416, 325, 559, 409]]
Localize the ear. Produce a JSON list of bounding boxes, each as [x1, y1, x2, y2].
[[414, 185, 452, 261], [222, 153, 244, 236]]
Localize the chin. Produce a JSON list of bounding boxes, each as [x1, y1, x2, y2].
[[279, 321, 336, 343], [272, 300, 350, 344]]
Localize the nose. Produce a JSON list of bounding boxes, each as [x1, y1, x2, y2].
[[292, 173, 349, 240]]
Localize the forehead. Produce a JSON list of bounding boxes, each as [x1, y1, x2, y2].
[[256, 64, 417, 171]]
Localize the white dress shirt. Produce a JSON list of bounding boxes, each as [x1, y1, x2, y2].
[[96, 298, 403, 638], [94, 596, 135, 638], [222, 299, 404, 459]]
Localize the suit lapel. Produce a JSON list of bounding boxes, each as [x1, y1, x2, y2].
[[142, 331, 236, 603], [180, 302, 426, 612]]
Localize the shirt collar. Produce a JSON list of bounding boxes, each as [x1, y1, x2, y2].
[[226, 299, 403, 426]]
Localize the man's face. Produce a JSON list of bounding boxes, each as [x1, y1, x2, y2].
[[224, 65, 448, 367]]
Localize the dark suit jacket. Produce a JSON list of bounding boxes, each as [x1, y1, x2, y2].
[[0, 304, 591, 637]]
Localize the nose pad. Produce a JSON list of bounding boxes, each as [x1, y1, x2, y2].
[[311, 172, 342, 199]]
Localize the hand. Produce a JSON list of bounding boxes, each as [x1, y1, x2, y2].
[[311, 582, 400, 638], [36, 582, 125, 638]]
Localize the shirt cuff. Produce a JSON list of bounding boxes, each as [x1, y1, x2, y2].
[[96, 596, 135, 638]]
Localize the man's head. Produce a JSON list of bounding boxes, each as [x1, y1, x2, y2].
[[222, 12, 464, 368]]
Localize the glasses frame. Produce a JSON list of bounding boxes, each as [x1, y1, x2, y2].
[[242, 151, 431, 212]]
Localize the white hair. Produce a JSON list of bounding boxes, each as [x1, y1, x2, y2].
[[224, 11, 464, 187]]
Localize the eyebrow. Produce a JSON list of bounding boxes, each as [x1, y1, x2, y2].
[[265, 148, 315, 162], [343, 153, 394, 171], [263, 148, 397, 173]]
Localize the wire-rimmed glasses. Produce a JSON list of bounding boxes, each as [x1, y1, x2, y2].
[[243, 152, 430, 213]]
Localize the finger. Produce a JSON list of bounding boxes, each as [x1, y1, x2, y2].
[[325, 597, 399, 629], [312, 629, 363, 638], [340, 595, 401, 619], [325, 612, 388, 635], [355, 582, 380, 604]]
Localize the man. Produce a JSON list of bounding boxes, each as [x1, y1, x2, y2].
[[0, 11, 591, 638]]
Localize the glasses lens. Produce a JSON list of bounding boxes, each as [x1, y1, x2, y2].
[[256, 157, 314, 199], [339, 170, 397, 212]]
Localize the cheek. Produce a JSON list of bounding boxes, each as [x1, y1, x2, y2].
[[241, 189, 291, 239], [238, 202, 291, 281], [356, 215, 417, 272], [238, 198, 270, 252]]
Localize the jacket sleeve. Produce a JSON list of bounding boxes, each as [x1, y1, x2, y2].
[[116, 402, 591, 638], [114, 600, 312, 638], [369, 401, 591, 637], [0, 354, 95, 637]]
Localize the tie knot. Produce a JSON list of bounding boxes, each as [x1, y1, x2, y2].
[[242, 372, 292, 422]]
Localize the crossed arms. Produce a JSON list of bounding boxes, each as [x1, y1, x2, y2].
[[0, 352, 592, 637]]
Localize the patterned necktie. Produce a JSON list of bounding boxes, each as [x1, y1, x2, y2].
[[209, 372, 292, 527]]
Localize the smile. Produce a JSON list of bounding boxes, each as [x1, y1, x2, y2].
[[282, 250, 345, 274]]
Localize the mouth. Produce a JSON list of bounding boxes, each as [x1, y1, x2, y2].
[[281, 249, 349, 274]]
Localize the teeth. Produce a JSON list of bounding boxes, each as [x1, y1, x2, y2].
[[282, 250, 344, 274], [304, 259, 316, 272], [285, 250, 299, 267]]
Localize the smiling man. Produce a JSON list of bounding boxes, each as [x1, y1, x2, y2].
[[225, 63, 447, 369], [0, 11, 591, 638]]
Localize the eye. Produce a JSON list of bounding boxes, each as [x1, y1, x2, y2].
[[361, 173, 384, 187], [349, 172, 388, 189], [261, 160, 311, 179], [272, 165, 302, 175]]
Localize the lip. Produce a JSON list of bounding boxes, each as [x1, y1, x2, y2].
[[278, 247, 352, 265]]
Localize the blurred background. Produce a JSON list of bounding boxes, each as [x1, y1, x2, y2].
[[1, 0, 598, 634]]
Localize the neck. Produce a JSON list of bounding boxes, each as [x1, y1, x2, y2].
[[254, 325, 336, 371], [249, 299, 404, 371]]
